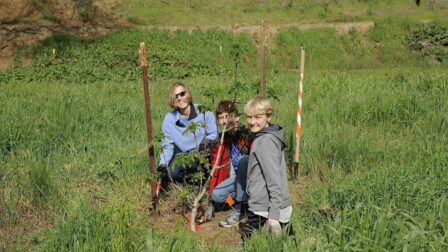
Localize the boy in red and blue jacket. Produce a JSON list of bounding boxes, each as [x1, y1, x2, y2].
[[198, 100, 252, 226]]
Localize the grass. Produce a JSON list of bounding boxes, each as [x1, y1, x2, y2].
[[122, 0, 448, 26], [1, 15, 448, 251], [4, 17, 446, 84], [1, 70, 446, 250]]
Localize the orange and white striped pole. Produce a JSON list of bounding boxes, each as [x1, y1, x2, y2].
[[294, 48, 305, 180]]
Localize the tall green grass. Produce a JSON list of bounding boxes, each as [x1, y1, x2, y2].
[[273, 17, 448, 71], [38, 198, 143, 251], [1, 18, 447, 251], [123, 0, 448, 26], [1, 70, 446, 250]]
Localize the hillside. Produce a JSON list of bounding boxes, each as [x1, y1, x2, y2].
[[1, 0, 447, 69]]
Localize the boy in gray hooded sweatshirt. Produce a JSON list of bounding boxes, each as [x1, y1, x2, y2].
[[241, 96, 292, 239]]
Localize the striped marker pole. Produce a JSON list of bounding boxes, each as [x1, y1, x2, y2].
[[294, 48, 305, 180]]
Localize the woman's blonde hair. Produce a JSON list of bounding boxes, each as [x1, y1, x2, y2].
[[244, 96, 273, 116], [168, 81, 193, 109]]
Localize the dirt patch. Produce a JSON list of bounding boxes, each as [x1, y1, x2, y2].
[[236, 21, 375, 40], [0, 0, 127, 70], [0, 0, 41, 24], [0, 25, 52, 69], [0, 23, 120, 70], [140, 21, 375, 46], [146, 187, 244, 249], [140, 21, 374, 36], [0, 200, 54, 251], [146, 176, 310, 250], [168, 210, 242, 248]]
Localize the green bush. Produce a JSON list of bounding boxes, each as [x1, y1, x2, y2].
[[0, 29, 256, 84], [406, 23, 448, 62]]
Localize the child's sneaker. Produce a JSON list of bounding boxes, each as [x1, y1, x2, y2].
[[219, 210, 240, 227]]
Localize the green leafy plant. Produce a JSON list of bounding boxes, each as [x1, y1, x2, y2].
[[230, 43, 245, 85], [406, 24, 448, 62], [0, 29, 256, 84]]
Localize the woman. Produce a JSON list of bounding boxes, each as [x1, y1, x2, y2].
[[158, 81, 218, 183]]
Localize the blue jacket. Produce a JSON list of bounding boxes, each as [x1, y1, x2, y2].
[[159, 104, 218, 166]]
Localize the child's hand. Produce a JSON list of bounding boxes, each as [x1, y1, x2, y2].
[[267, 219, 282, 237], [225, 116, 239, 131]]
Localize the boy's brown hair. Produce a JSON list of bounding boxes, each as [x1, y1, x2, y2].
[[215, 100, 238, 116]]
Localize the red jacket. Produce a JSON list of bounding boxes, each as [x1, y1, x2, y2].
[[209, 129, 252, 197]]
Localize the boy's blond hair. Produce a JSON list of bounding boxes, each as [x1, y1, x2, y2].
[[244, 96, 273, 116]]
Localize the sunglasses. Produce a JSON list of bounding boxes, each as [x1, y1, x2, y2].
[[175, 91, 187, 99]]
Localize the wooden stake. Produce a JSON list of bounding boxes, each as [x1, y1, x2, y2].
[[260, 20, 268, 97], [139, 42, 158, 217]]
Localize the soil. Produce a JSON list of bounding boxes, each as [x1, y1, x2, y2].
[[140, 21, 374, 45], [148, 176, 310, 250], [0, 0, 126, 70], [0, 200, 54, 250], [151, 193, 244, 248]]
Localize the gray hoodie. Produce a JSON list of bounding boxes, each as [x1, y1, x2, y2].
[[246, 124, 291, 220]]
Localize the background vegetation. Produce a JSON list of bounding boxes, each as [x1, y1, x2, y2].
[[1, 2, 447, 251], [123, 0, 448, 26]]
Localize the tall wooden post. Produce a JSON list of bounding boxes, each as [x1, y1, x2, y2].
[[260, 20, 268, 97], [139, 42, 158, 216]]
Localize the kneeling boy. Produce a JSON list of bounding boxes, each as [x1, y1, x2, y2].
[[197, 100, 252, 226], [242, 96, 292, 238]]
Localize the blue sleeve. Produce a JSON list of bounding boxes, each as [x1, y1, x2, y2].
[[159, 114, 174, 166], [205, 111, 218, 142]]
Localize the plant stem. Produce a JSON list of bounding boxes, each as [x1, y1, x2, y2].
[[190, 125, 227, 231]]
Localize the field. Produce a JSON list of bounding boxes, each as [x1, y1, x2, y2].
[[1, 2, 448, 251], [123, 0, 448, 26]]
